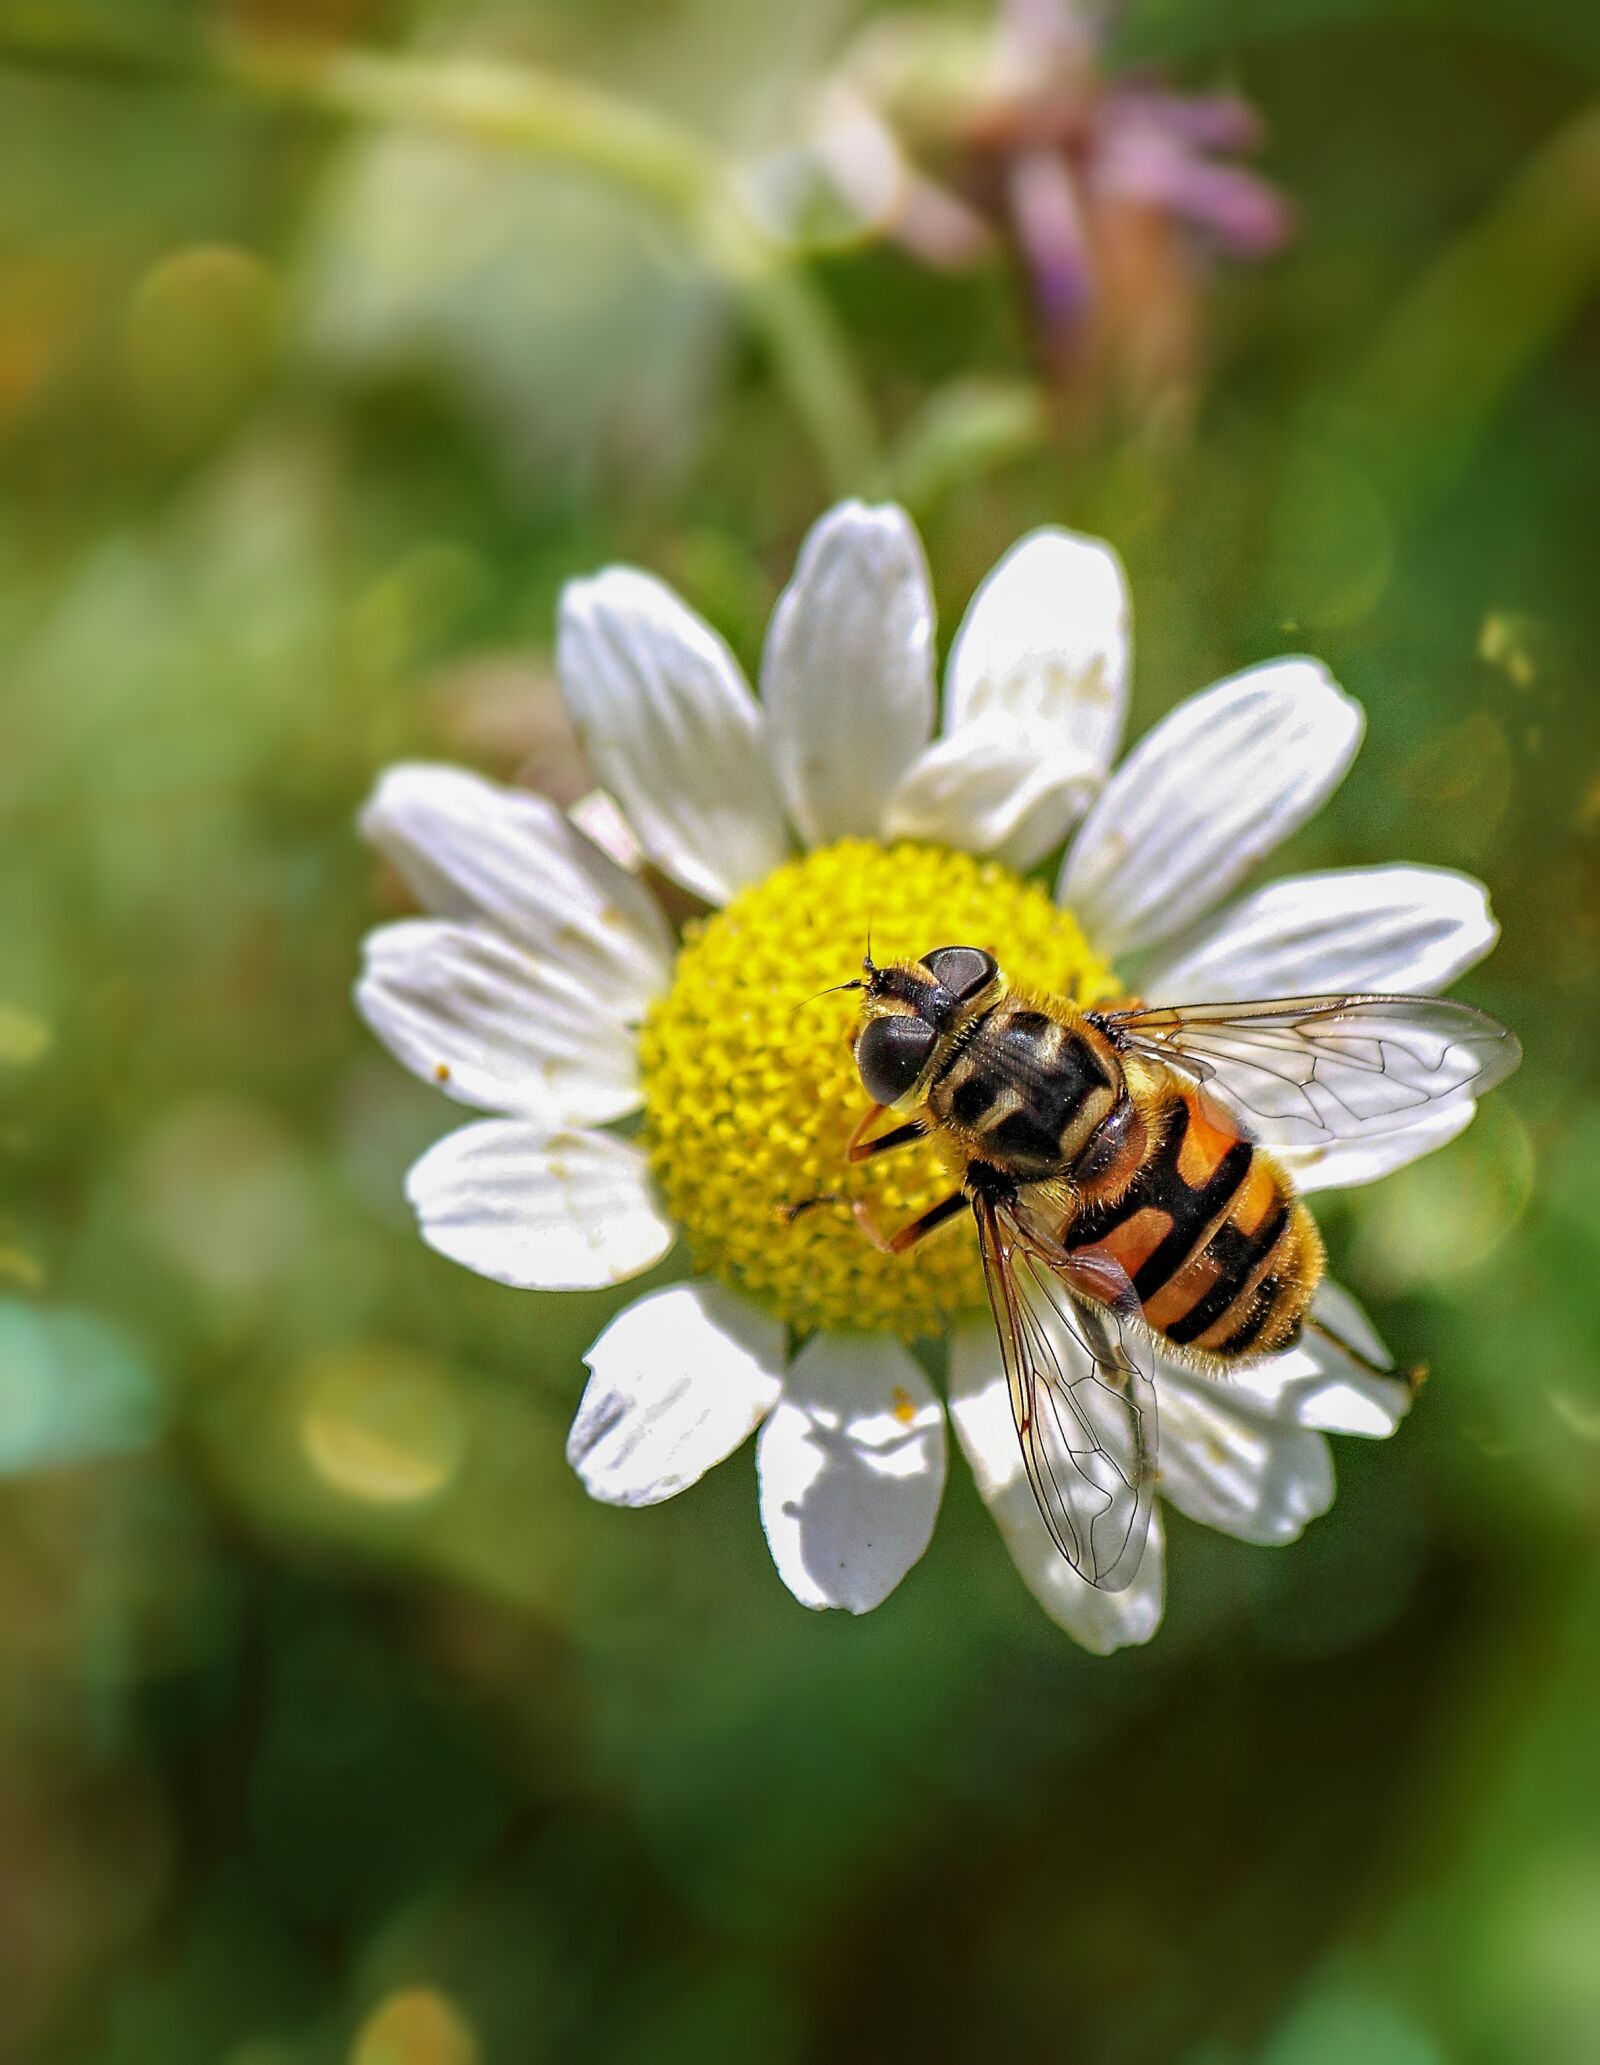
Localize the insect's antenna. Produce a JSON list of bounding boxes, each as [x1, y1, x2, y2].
[[792, 978, 863, 1019], [863, 909, 877, 979]]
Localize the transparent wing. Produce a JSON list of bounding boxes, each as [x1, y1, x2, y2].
[[1098, 992, 1520, 1146], [972, 1190, 1158, 1592]]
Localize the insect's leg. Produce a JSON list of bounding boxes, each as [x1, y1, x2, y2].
[[780, 1188, 967, 1255], [849, 1189, 968, 1255], [845, 1107, 927, 1165], [781, 1105, 931, 1231], [1303, 1313, 1426, 1395]]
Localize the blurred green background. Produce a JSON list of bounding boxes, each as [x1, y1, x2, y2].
[[2, 2, 1599, 2060]]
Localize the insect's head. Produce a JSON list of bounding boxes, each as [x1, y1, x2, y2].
[[852, 944, 1000, 1108]]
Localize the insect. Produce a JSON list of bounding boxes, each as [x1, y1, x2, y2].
[[786, 945, 1521, 1591]]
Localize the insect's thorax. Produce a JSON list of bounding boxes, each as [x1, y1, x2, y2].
[[925, 994, 1126, 1182]]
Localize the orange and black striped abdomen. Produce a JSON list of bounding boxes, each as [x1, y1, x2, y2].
[[1065, 1088, 1321, 1361]]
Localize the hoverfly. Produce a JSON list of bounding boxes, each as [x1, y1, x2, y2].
[[788, 946, 1520, 1591]]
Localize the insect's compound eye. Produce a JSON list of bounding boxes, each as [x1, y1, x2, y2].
[[923, 946, 998, 1003], [856, 1014, 937, 1106]]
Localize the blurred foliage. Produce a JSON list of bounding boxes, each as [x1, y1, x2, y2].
[[1, 1, 1599, 2061]]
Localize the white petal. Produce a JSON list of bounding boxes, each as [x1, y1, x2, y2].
[[884, 717, 1101, 867], [557, 568, 791, 905], [756, 1332, 945, 1614], [565, 788, 646, 873], [947, 1319, 1164, 1653], [886, 529, 1129, 866], [360, 764, 673, 1015], [1141, 866, 1498, 1002], [945, 529, 1131, 753], [357, 919, 640, 1124], [890, 527, 1129, 866], [1157, 1365, 1335, 1543], [1199, 1279, 1411, 1438], [1277, 1098, 1476, 1193], [404, 1121, 674, 1291], [568, 1282, 784, 1505], [760, 502, 936, 845], [1058, 659, 1364, 956]]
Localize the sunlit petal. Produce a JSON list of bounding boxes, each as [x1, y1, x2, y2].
[[558, 567, 791, 904], [1157, 1366, 1336, 1543], [405, 1121, 674, 1291], [1058, 659, 1363, 955], [569, 1283, 785, 1505], [761, 501, 936, 845], [757, 1331, 945, 1613], [1143, 865, 1498, 1001], [357, 919, 640, 1124], [888, 527, 1130, 867], [359, 763, 673, 1014]]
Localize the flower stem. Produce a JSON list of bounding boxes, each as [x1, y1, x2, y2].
[[0, 15, 882, 491], [230, 37, 713, 216]]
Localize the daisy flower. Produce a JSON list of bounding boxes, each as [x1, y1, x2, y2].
[[356, 501, 1502, 1652]]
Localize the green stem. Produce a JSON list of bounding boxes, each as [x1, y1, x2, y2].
[[712, 219, 884, 494], [0, 15, 882, 491], [230, 38, 713, 217]]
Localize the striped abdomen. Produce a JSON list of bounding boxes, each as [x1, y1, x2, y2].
[[1065, 1089, 1321, 1362]]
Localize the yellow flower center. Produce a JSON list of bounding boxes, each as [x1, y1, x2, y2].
[[638, 839, 1117, 1339]]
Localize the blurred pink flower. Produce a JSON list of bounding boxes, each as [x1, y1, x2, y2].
[[802, 0, 1294, 395]]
